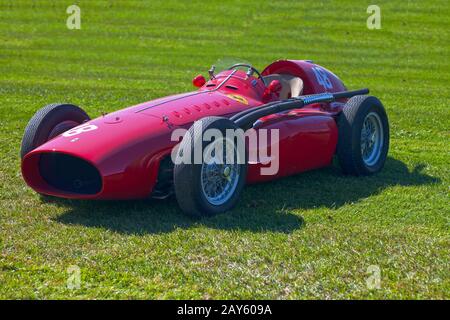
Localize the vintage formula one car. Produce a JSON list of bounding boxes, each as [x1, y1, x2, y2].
[[21, 60, 389, 217]]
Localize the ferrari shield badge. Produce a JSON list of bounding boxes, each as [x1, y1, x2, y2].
[[226, 94, 248, 105]]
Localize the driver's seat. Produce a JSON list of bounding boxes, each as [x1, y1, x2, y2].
[[263, 74, 303, 99]]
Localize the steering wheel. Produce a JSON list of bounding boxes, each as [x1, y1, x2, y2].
[[227, 63, 266, 86]]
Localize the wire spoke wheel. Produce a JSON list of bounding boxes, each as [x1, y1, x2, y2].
[[360, 112, 383, 166], [200, 138, 241, 206], [174, 116, 248, 217], [337, 95, 389, 175]]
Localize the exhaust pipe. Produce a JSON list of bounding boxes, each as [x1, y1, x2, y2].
[[232, 88, 369, 130]]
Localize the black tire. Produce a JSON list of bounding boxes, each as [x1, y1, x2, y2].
[[337, 95, 389, 175], [173, 116, 247, 217], [20, 103, 90, 159]]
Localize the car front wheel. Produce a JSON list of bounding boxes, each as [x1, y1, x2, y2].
[[20, 103, 90, 159], [173, 116, 247, 217]]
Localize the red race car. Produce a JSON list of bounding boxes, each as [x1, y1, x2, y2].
[[20, 60, 389, 217]]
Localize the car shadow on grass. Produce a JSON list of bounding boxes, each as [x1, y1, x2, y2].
[[52, 157, 439, 235], [51, 197, 305, 235]]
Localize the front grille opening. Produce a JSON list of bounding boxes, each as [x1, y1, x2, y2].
[[39, 153, 102, 195]]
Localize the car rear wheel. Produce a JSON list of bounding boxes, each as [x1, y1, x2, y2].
[[337, 95, 389, 175], [20, 103, 90, 159], [173, 116, 247, 217]]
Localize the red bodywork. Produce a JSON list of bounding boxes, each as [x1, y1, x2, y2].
[[22, 60, 347, 200]]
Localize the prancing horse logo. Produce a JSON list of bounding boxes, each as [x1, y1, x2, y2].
[[226, 94, 248, 105]]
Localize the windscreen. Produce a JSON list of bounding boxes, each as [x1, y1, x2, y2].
[[213, 57, 253, 73]]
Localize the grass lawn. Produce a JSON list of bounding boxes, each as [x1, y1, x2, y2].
[[0, 0, 449, 299]]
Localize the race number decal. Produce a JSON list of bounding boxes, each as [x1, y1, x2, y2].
[[63, 123, 98, 137], [312, 66, 333, 90]]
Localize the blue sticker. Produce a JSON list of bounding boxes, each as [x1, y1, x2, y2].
[[251, 79, 258, 87]]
